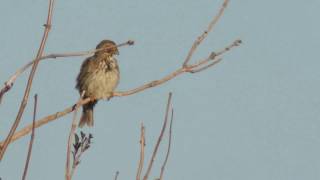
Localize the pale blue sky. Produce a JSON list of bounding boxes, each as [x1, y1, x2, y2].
[[1, 0, 320, 180]]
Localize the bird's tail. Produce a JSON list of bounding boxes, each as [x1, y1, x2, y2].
[[79, 100, 97, 127]]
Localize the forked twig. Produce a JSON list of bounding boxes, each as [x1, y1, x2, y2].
[[112, 39, 241, 97], [183, 0, 230, 67]]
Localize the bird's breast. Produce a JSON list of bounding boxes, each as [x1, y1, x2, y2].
[[84, 58, 120, 99]]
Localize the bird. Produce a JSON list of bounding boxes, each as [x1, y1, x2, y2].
[[76, 40, 120, 127]]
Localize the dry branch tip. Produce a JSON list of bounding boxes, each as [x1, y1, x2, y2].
[[127, 40, 135, 45]]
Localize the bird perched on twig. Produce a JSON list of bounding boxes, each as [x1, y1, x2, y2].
[[76, 40, 120, 127]]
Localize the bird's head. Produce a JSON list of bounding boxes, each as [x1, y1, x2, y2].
[[95, 40, 119, 56]]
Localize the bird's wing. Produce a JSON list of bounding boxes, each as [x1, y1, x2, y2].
[[75, 56, 96, 91]]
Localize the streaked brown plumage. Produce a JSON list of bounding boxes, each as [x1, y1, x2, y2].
[[76, 40, 120, 127]]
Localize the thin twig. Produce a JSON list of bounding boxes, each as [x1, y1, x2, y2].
[[190, 58, 222, 73], [114, 171, 120, 180], [0, 0, 55, 161], [21, 94, 38, 180], [143, 93, 172, 180], [183, 0, 230, 67], [0, 40, 134, 104], [159, 109, 174, 180], [65, 92, 84, 180], [136, 123, 146, 180]]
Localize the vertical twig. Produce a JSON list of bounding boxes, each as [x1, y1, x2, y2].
[[159, 109, 174, 180], [65, 92, 84, 180], [0, 0, 55, 160], [136, 123, 146, 180], [21, 94, 38, 180], [143, 93, 172, 180]]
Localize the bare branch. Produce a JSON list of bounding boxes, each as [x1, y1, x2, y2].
[[183, 0, 230, 67], [21, 94, 38, 180], [143, 93, 172, 180], [159, 108, 174, 180], [0, 40, 134, 104], [136, 123, 146, 180], [65, 92, 84, 180], [0, 0, 55, 160]]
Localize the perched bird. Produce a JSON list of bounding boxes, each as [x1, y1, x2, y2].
[[76, 40, 120, 127]]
